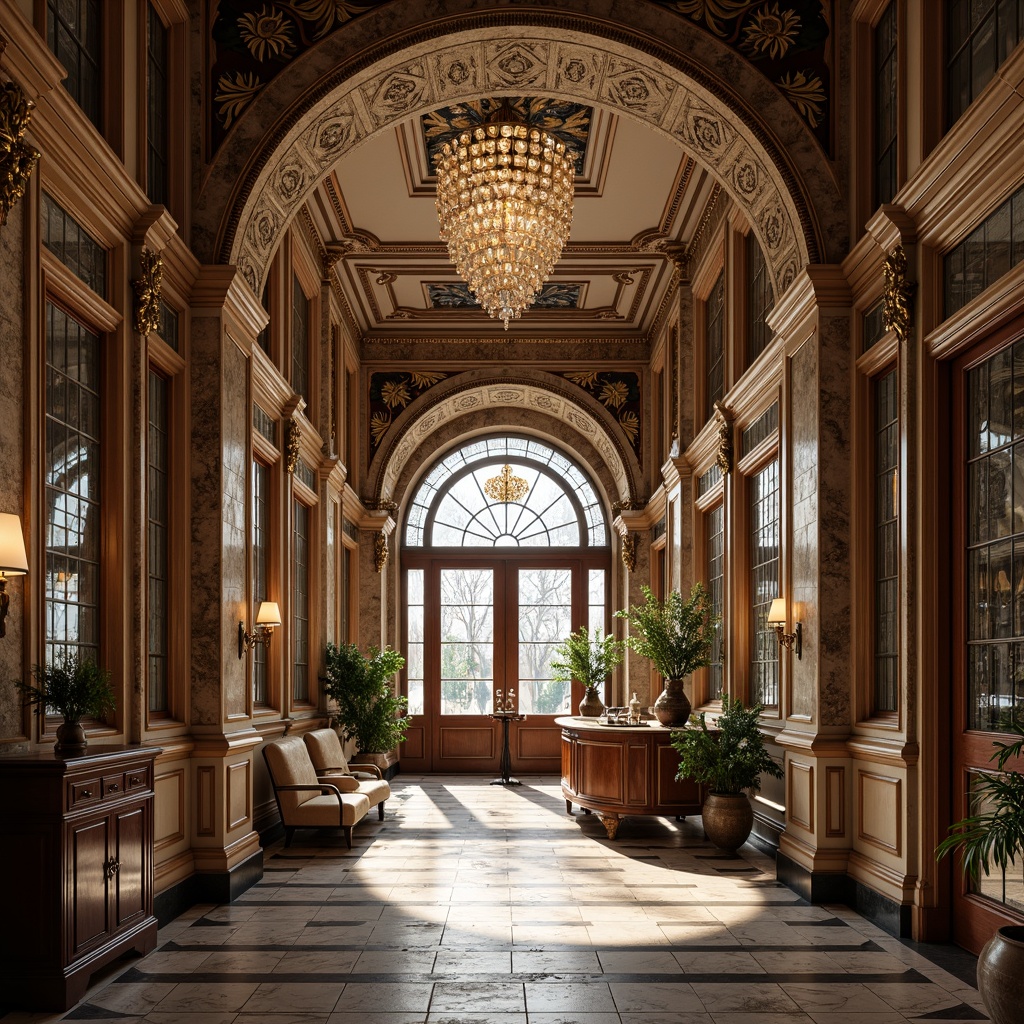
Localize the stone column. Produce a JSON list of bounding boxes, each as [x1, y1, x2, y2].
[[186, 265, 268, 900], [769, 266, 856, 902]]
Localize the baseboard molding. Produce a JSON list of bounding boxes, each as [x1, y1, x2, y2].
[[153, 848, 264, 926]]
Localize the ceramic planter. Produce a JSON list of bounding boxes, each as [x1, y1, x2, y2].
[[978, 925, 1024, 1024], [651, 678, 691, 726], [579, 686, 605, 717], [702, 791, 753, 854]]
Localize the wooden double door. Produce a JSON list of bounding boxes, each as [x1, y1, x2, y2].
[[400, 553, 608, 774]]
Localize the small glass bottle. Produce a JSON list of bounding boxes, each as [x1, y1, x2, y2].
[[628, 691, 642, 725]]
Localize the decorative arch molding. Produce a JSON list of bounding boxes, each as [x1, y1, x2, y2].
[[367, 372, 640, 511], [197, 2, 846, 296]]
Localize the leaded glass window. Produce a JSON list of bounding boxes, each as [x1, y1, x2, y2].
[[292, 499, 310, 703], [746, 234, 774, 365], [750, 460, 780, 707], [45, 303, 101, 669], [874, 2, 898, 207], [253, 460, 269, 706], [874, 368, 899, 713], [406, 568, 424, 715], [148, 370, 169, 714], [146, 5, 170, 207], [47, 0, 102, 130], [292, 274, 309, 404], [705, 271, 726, 422], [966, 341, 1024, 731], [707, 503, 725, 700]]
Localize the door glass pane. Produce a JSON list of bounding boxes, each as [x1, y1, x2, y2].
[[588, 569, 605, 636], [518, 568, 572, 714], [440, 568, 493, 715], [406, 569, 424, 715], [967, 769, 1024, 913]]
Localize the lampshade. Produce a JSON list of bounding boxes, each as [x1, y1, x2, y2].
[[435, 118, 575, 329], [0, 513, 28, 575], [766, 597, 786, 626], [256, 600, 282, 627]]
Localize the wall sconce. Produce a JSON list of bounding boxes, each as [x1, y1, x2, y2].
[[0, 513, 29, 639], [238, 601, 282, 658], [767, 597, 801, 660]]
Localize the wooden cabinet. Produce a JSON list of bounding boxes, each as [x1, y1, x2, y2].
[[0, 745, 160, 1011], [556, 717, 704, 838]]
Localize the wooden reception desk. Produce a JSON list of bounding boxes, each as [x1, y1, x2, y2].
[[555, 716, 704, 838]]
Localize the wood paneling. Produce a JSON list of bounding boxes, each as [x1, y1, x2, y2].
[[517, 726, 561, 760], [787, 761, 814, 830], [857, 770, 901, 854], [439, 726, 496, 760]]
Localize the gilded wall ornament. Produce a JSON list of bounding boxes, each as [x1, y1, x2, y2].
[[0, 80, 41, 228], [366, 497, 399, 514], [374, 530, 389, 572], [132, 248, 163, 336], [713, 400, 733, 475], [620, 533, 637, 573], [611, 496, 646, 514], [285, 419, 300, 474], [883, 243, 913, 345]]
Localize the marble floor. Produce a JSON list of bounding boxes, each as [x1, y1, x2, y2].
[[1, 775, 990, 1024]]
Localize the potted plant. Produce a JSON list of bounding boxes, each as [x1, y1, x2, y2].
[[551, 626, 625, 717], [615, 583, 716, 726], [671, 695, 783, 854], [323, 642, 409, 772], [936, 722, 1024, 1024], [15, 651, 116, 753]]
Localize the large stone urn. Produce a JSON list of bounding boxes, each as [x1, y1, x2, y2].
[[701, 792, 754, 854], [651, 678, 691, 726], [978, 925, 1024, 1024]]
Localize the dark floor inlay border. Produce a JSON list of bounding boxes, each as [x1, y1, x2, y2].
[[913, 1004, 989, 1020], [64, 1005, 138, 1020], [785, 918, 849, 927]]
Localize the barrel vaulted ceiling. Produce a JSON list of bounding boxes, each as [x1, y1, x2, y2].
[[207, 1, 834, 343]]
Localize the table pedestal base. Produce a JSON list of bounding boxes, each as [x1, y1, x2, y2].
[[490, 776, 522, 786]]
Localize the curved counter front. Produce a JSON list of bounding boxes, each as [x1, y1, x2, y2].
[[555, 716, 705, 838]]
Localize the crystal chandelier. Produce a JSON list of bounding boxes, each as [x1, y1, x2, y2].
[[483, 465, 530, 503], [435, 117, 575, 329]]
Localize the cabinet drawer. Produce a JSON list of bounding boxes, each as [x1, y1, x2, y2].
[[101, 773, 125, 798], [124, 766, 151, 794], [68, 778, 102, 809]]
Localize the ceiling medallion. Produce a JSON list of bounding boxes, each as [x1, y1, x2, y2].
[[435, 112, 575, 329], [483, 464, 530, 503]]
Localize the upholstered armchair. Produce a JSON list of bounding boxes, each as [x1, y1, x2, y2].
[[303, 728, 391, 821], [263, 735, 371, 848]]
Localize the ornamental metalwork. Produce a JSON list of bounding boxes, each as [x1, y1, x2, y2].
[[882, 243, 913, 345], [374, 530, 389, 572], [483, 464, 529, 504], [285, 419, 300, 474], [620, 533, 637, 573], [713, 400, 733, 476], [132, 248, 163, 336], [0, 80, 41, 228]]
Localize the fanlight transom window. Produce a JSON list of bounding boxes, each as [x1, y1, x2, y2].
[[405, 437, 607, 548]]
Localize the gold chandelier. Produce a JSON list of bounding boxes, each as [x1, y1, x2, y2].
[[435, 117, 575, 329], [483, 465, 530, 503]]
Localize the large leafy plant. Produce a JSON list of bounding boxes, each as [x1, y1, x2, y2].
[[671, 695, 783, 795], [16, 652, 116, 722], [323, 642, 408, 754], [936, 722, 1024, 886], [550, 627, 625, 690], [616, 583, 716, 680]]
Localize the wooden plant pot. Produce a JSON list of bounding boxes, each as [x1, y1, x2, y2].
[[701, 791, 753, 854]]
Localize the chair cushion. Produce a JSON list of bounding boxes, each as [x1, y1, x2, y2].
[[288, 792, 370, 827], [355, 778, 390, 807], [304, 729, 350, 774]]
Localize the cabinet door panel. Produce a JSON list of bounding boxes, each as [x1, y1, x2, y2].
[[69, 817, 110, 958], [114, 806, 146, 929]]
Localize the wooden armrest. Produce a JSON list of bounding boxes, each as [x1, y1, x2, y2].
[[348, 762, 383, 778]]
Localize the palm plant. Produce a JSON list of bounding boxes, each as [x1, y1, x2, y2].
[[936, 721, 1024, 896]]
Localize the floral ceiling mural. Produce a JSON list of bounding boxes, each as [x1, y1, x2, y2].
[[368, 370, 642, 466], [208, 1, 834, 156], [426, 282, 583, 310]]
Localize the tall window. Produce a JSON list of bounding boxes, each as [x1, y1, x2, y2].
[[947, 0, 1024, 127], [705, 271, 726, 422], [874, 2, 898, 207], [406, 568, 424, 715], [252, 460, 270, 706], [750, 460, 780, 707], [291, 274, 309, 405], [746, 234, 774, 366], [45, 304, 101, 669], [257, 281, 271, 354], [148, 371, 169, 714], [146, 5, 170, 207], [47, 0, 102, 130], [707, 504, 725, 700], [966, 342, 1024, 731], [292, 500, 310, 703], [874, 368, 900, 713]]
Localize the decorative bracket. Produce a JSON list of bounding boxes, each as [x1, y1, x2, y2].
[[374, 530, 389, 573], [713, 400, 733, 475], [620, 533, 637, 573], [882, 243, 914, 345], [0, 80, 41, 228], [132, 248, 163, 336], [285, 419, 300, 474]]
